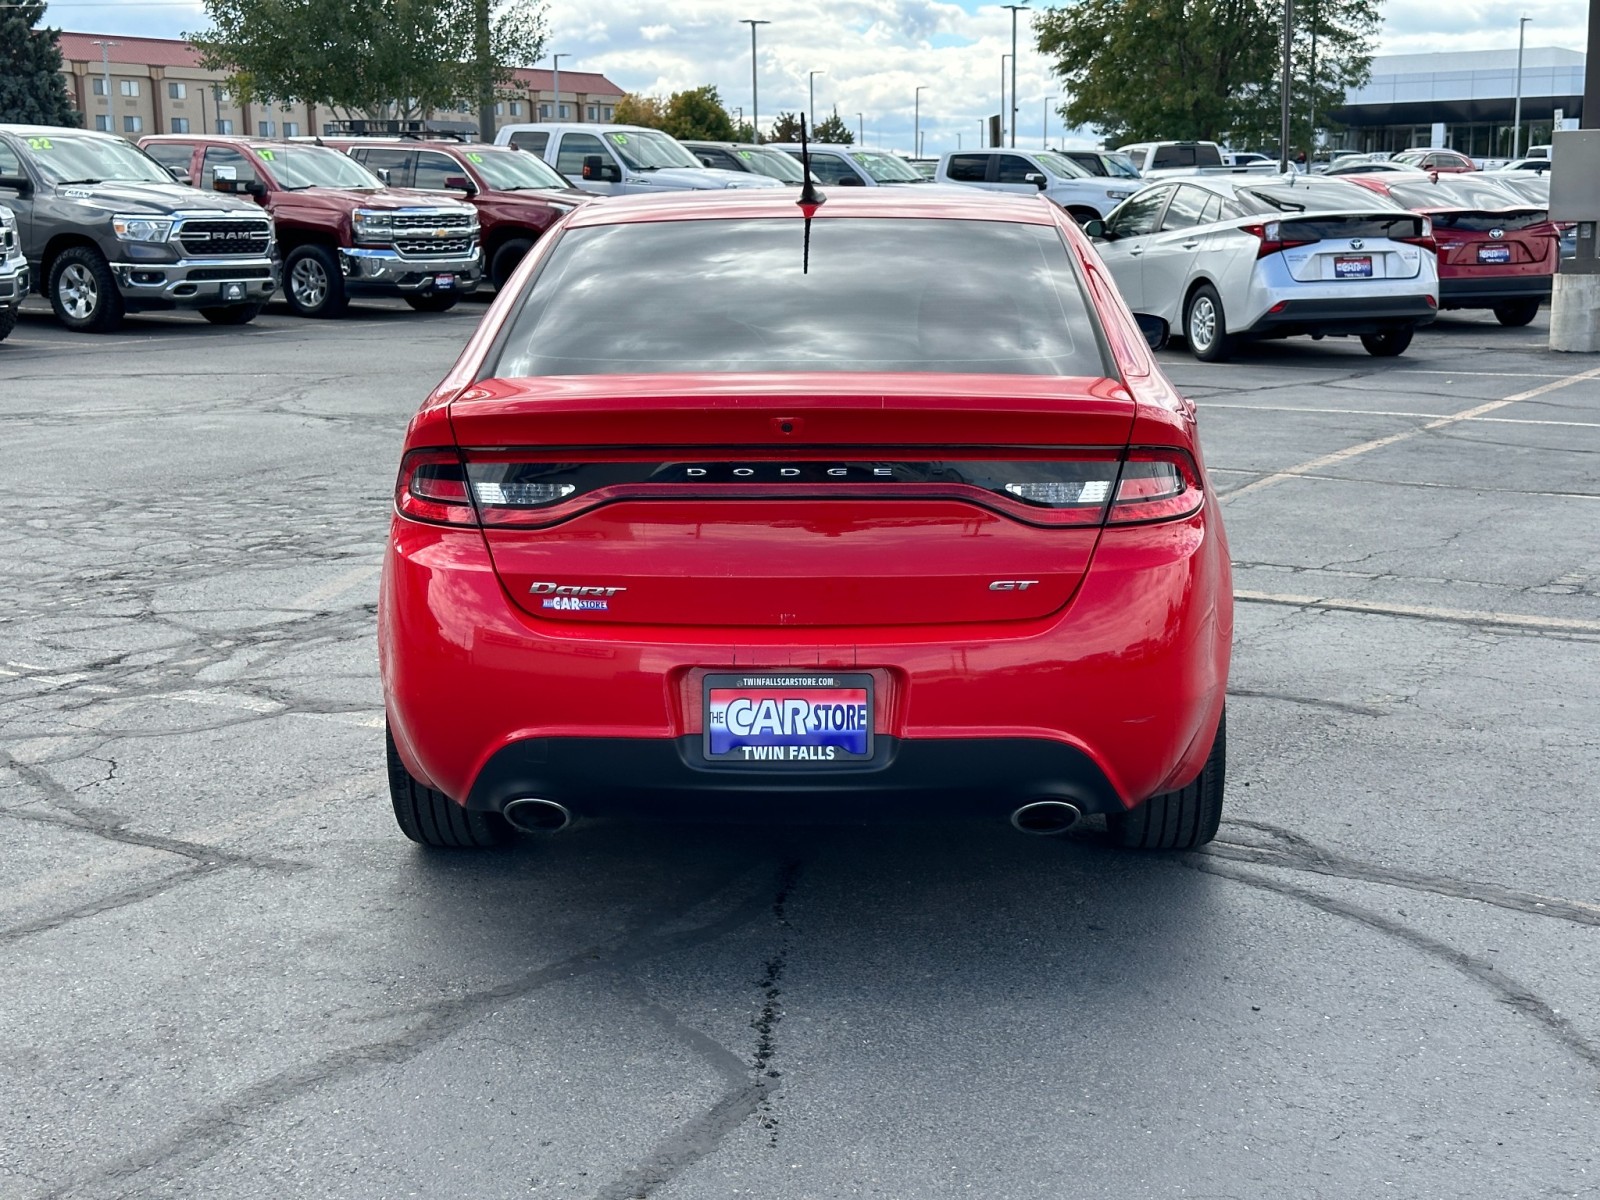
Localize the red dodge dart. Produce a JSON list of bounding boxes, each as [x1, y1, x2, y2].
[[379, 187, 1233, 851]]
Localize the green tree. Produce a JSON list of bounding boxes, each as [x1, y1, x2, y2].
[[1035, 0, 1375, 149], [769, 111, 804, 142], [612, 92, 669, 129], [812, 107, 854, 144], [662, 85, 736, 141], [188, 0, 546, 122], [0, 1, 78, 126]]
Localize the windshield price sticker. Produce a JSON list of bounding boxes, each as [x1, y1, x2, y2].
[[27, 137, 53, 150], [258, 149, 275, 160], [704, 674, 873, 763], [737, 150, 753, 159], [609, 133, 629, 145], [467, 152, 484, 162]]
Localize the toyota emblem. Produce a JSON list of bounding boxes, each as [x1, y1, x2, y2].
[[1349, 238, 1364, 250], [1490, 228, 1505, 239]]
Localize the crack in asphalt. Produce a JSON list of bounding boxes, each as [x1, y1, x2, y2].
[[1224, 687, 1387, 717], [1205, 820, 1600, 928]]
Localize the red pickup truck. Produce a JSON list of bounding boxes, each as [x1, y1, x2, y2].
[[139, 135, 480, 316], [324, 139, 590, 290]]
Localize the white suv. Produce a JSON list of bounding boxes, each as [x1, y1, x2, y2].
[[492, 124, 783, 194], [935, 149, 1136, 221]]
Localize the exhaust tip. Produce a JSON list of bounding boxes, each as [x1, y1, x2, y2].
[[1010, 800, 1082, 836], [502, 797, 572, 833]]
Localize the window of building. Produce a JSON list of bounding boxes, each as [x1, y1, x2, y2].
[[119, 79, 139, 97], [123, 115, 143, 133], [586, 105, 598, 121], [602, 106, 614, 121], [283, 122, 299, 137], [539, 103, 551, 118], [92, 78, 107, 96], [509, 101, 521, 116], [257, 120, 275, 136], [559, 103, 570, 119], [168, 81, 187, 100], [217, 119, 234, 134], [170, 117, 190, 134], [94, 114, 111, 131], [494, 102, 504, 116]]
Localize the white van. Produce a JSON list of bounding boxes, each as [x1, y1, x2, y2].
[[492, 123, 783, 194]]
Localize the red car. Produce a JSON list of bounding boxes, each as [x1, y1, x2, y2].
[[325, 139, 591, 290], [379, 188, 1233, 851], [1391, 149, 1476, 173], [1343, 173, 1558, 325]]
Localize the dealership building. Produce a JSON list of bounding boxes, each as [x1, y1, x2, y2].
[[1327, 47, 1585, 157]]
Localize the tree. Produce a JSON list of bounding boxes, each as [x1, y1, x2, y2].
[[769, 111, 804, 143], [663, 85, 735, 141], [1034, 0, 1376, 149], [612, 92, 668, 130], [813, 107, 853, 144], [188, 0, 546, 123], [0, 1, 78, 126]]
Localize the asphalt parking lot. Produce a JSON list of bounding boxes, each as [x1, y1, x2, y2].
[[2, 295, 1598, 1199]]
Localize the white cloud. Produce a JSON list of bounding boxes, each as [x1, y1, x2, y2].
[[1377, 0, 1585, 57]]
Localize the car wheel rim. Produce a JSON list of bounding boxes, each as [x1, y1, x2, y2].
[[1190, 297, 1216, 350], [291, 259, 327, 308], [59, 263, 97, 320]]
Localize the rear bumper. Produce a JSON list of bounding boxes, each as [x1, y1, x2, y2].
[[1440, 275, 1552, 307], [110, 256, 279, 309], [379, 503, 1233, 817], [1241, 294, 1437, 337]]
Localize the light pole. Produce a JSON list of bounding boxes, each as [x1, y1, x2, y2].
[[1000, 54, 1010, 146], [1512, 16, 1531, 157], [808, 70, 824, 128], [547, 52, 567, 121], [741, 19, 771, 142], [1002, 3, 1029, 148], [1279, 0, 1293, 173], [914, 84, 927, 159], [857, 112, 864, 144], [1043, 94, 1055, 148], [91, 39, 115, 131]]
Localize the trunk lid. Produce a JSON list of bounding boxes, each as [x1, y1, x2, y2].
[[1275, 214, 1430, 282], [448, 374, 1135, 628]]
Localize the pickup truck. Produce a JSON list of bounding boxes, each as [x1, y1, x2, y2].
[[326, 138, 589, 290], [140, 135, 480, 316], [1117, 141, 1279, 179], [767, 143, 932, 188], [493, 123, 783, 195], [0, 124, 277, 332], [0, 202, 26, 342], [934, 148, 1137, 221]]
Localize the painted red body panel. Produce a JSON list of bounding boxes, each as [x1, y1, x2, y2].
[[378, 189, 1231, 817]]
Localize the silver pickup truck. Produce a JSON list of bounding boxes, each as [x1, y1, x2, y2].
[[0, 125, 278, 333], [1117, 141, 1280, 179], [0, 203, 25, 343]]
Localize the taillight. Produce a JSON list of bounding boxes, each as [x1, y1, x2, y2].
[[1398, 215, 1437, 254], [395, 449, 476, 526], [1106, 450, 1204, 525], [1242, 221, 1317, 259]]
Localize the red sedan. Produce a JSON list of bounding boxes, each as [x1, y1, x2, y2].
[[1342, 173, 1558, 325], [379, 188, 1232, 851]]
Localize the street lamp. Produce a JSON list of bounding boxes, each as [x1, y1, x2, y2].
[[857, 111, 864, 145], [91, 39, 115, 131], [1043, 94, 1056, 149], [741, 19, 771, 142], [1513, 16, 1531, 157], [1000, 54, 1011, 146], [914, 84, 927, 159], [808, 70, 824, 128], [1002, 3, 1029, 148], [547, 52, 567, 121]]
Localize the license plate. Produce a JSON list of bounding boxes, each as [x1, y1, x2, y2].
[[434, 273, 456, 289], [1334, 255, 1373, 278], [704, 673, 873, 763], [1478, 245, 1512, 264]]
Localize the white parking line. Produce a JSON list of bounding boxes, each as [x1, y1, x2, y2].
[[1236, 590, 1600, 634], [1221, 365, 1600, 502], [1202, 403, 1600, 430]]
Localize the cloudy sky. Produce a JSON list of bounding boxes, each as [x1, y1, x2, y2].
[[40, 0, 1590, 152]]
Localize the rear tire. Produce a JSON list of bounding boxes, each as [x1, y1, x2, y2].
[[1184, 284, 1233, 362], [0, 307, 15, 342], [199, 303, 262, 326], [404, 293, 459, 313], [1360, 327, 1413, 357], [386, 726, 511, 848], [1107, 712, 1226, 851], [1493, 299, 1540, 327], [283, 244, 348, 318], [490, 238, 533, 290], [48, 245, 124, 333]]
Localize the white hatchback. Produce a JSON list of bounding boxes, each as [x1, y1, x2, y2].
[[1089, 175, 1440, 360]]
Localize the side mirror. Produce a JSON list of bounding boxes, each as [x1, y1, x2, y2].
[[444, 174, 478, 194], [1025, 172, 1047, 190], [835, 174, 865, 187], [0, 173, 35, 197], [244, 180, 267, 198], [211, 163, 237, 192], [1133, 313, 1169, 352], [375, 167, 392, 184], [695, 153, 715, 167], [581, 154, 620, 183], [1082, 218, 1107, 239]]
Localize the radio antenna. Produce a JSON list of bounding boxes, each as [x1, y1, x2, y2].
[[797, 114, 825, 208]]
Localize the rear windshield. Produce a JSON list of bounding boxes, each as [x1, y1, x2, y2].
[[1151, 143, 1222, 170], [491, 217, 1107, 378], [1384, 178, 1546, 219], [1235, 179, 1403, 213]]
